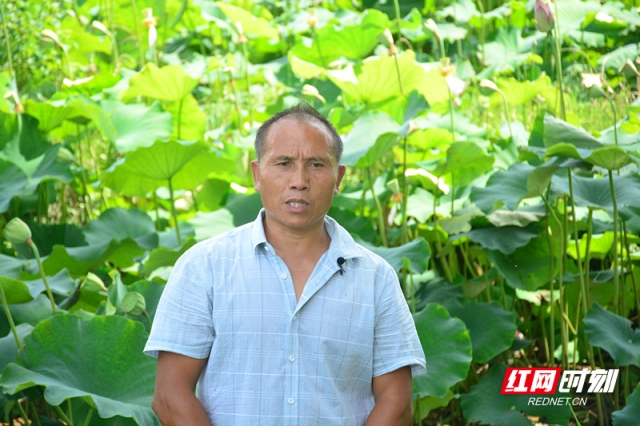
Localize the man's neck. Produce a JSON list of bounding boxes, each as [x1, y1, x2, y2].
[[263, 214, 331, 257]]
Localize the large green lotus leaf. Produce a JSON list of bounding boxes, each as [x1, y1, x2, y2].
[[464, 226, 539, 255], [121, 63, 199, 102], [612, 384, 640, 426], [225, 192, 264, 227], [471, 162, 534, 214], [101, 141, 235, 196], [584, 303, 640, 367], [189, 208, 237, 241], [0, 159, 27, 213], [526, 157, 565, 198], [435, 142, 494, 186], [545, 144, 635, 170], [551, 174, 640, 213], [217, 2, 278, 39], [100, 101, 172, 153], [599, 44, 640, 71], [358, 237, 431, 273], [17, 114, 49, 161], [84, 208, 158, 251], [6, 295, 54, 326], [59, 18, 112, 62], [0, 255, 25, 279], [489, 76, 557, 108], [14, 222, 87, 259], [485, 231, 556, 291], [444, 301, 516, 363], [581, 11, 627, 36], [417, 111, 487, 139], [0, 277, 33, 304], [290, 9, 389, 66], [486, 210, 543, 228], [543, 114, 603, 149], [2, 314, 159, 425], [0, 323, 33, 374], [341, 111, 400, 167], [364, 0, 428, 18], [483, 27, 544, 72], [23, 100, 77, 132], [412, 303, 472, 398], [165, 94, 206, 141], [38, 241, 116, 277], [436, 0, 477, 23], [619, 206, 640, 235], [143, 236, 196, 277], [461, 363, 571, 425], [327, 51, 449, 107], [24, 269, 75, 299]]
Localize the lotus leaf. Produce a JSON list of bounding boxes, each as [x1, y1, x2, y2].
[[358, 237, 431, 273], [584, 303, 640, 367], [471, 162, 534, 213], [84, 208, 158, 250], [121, 64, 199, 102], [2, 314, 159, 425], [100, 101, 172, 152], [412, 303, 472, 398], [464, 226, 539, 255], [444, 301, 516, 363], [341, 111, 400, 167], [612, 384, 640, 426]]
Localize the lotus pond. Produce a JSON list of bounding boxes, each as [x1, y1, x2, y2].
[[1, 0, 640, 424]]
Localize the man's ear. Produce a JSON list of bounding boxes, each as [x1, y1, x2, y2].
[[251, 160, 261, 192], [334, 165, 346, 195]]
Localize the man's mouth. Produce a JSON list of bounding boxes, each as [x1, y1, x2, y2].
[[286, 200, 309, 208]]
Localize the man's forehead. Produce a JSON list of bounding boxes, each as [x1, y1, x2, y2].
[[264, 116, 335, 155]]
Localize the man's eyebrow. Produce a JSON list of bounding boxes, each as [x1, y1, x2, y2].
[[272, 155, 330, 163]]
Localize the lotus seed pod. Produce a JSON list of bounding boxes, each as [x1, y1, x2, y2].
[[386, 178, 400, 195], [13, 103, 24, 114], [534, 0, 554, 33], [56, 147, 74, 164], [82, 272, 106, 292], [142, 8, 157, 27], [3, 218, 32, 245], [387, 44, 398, 56], [307, 8, 317, 28], [121, 292, 146, 316]]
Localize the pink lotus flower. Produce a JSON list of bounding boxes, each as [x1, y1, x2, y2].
[[534, 0, 555, 33]]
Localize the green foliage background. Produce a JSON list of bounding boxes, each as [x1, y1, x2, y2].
[[1, 0, 640, 424]]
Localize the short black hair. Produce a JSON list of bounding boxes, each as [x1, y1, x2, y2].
[[254, 101, 343, 165]]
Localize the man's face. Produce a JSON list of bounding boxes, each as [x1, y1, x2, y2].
[[251, 117, 346, 234]]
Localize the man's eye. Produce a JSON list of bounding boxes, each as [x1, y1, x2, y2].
[[277, 162, 288, 166], [311, 163, 323, 167]]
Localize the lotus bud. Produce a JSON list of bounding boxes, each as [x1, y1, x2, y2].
[[121, 291, 146, 316], [424, 19, 440, 39], [386, 178, 400, 195], [302, 84, 326, 103], [479, 79, 499, 92], [534, 0, 554, 33], [148, 24, 158, 47], [3, 218, 32, 245], [307, 8, 317, 28], [56, 147, 74, 164], [142, 8, 157, 27], [235, 22, 247, 44], [388, 44, 398, 56], [82, 272, 107, 292]]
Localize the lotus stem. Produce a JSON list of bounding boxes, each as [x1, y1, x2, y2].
[[76, 126, 91, 220], [30, 402, 42, 426], [567, 169, 588, 318], [0, 2, 14, 77], [241, 42, 254, 125], [131, 0, 145, 66], [0, 283, 22, 348], [177, 98, 183, 139], [52, 404, 73, 426], [584, 208, 593, 308], [552, 2, 566, 121], [605, 95, 619, 147], [167, 178, 182, 245], [559, 196, 569, 370], [82, 408, 94, 426], [608, 171, 619, 315], [622, 221, 640, 328], [28, 241, 57, 313], [16, 399, 30, 425], [497, 89, 513, 140], [311, 28, 327, 69], [367, 168, 388, 247], [476, 0, 485, 65], [392, 0, 402, 39]]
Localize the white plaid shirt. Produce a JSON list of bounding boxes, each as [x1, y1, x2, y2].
[[144, 209, 426, 426]]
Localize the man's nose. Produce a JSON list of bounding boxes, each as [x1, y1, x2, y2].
[[290, 164, 309, 190]]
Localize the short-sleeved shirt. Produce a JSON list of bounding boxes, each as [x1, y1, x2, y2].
[[144, 209, 426, 426]]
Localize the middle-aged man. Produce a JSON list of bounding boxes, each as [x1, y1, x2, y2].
[[144, 102, 426, 426]]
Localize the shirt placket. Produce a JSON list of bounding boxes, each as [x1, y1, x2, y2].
[[263, 244, 299, 426]]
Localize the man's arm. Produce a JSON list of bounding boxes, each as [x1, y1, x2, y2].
[[152, 351, 212, 426], [364, 366, 413, 426]]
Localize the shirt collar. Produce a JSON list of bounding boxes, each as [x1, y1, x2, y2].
[[251, 208, 362, 260]]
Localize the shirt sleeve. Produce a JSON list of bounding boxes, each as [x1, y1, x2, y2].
[[372, 263, 427, 377], [143, 244, 214, 359]]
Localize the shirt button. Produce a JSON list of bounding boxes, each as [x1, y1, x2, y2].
[[289, 355, 295, 362], [280, 273, 287, 280], [288, 398, 294, 405], [264, 246, 269, 251]]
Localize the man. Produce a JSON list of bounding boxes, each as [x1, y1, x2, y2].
[[144, 102, 426, 426]]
